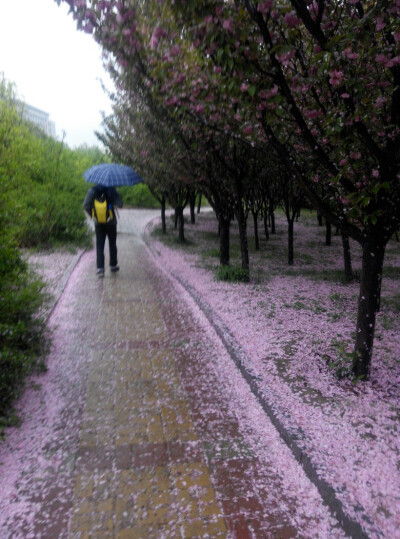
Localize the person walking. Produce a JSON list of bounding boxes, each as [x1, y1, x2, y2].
[[83, 185, 123, 277]]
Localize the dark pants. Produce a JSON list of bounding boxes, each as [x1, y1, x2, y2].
[[95, 222, 118, 269]]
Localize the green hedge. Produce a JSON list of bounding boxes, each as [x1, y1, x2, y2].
[[0, 235, 48, 428], [0, 76, 108, 427], [118, 183, 160, 208]]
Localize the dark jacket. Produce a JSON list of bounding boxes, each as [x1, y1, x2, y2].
[[83, 186, 123, 223]]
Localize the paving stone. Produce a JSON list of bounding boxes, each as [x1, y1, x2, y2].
[[1, 229, 317, 537]]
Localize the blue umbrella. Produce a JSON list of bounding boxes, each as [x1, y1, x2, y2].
[[83, 163, 143, 187]]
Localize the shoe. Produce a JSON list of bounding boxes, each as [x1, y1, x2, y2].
[[96, 268, 105, 278], [110, 265, 120, 272]]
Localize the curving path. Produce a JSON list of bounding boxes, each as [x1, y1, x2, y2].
[[0, 210, 342, 538]]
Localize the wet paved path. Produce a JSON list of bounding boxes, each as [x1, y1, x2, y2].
[[0, 215, 339, 538]]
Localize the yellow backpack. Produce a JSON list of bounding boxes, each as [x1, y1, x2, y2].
[[92, 191, 114, 224]]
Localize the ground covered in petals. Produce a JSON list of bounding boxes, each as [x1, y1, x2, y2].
[[148, 209, 400, 538]]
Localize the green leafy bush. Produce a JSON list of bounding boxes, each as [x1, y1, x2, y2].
[[0, 235, 49, 428], [16, 185, 90, 248], [119, 183, 160, 208], [0, 75, 105, 427], [215, 264, 250, 283]]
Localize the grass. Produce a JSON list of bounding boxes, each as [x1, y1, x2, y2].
[[215, 264, 250, 283], [152, 209, 355, 280], [381, 294, 400, 312], [201, 248, 220, 259], [153, 209, 400, 374], [150, 227, 196, 249]]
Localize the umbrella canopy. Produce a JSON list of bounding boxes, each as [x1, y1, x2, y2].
[[83, 163, 143, 187]]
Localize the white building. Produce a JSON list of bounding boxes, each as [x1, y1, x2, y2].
[[21, 103, 56, 138]]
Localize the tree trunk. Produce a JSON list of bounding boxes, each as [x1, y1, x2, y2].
[[236, 204, 249, 271], [288, 218, 294, 265], [264, 216, 269, 240], [161, 196, 166, 234], [174, 209, 178, 229], [219, 216, 230, 266], [341, 232, 353, 282], [252, 211, 259, 250], [270, 211, 276, 234], [177, 206, 185, 243], [189, 194, 196, 224], [317, 212, 323, 226], [197, 194, 202, 214], [352, 238, 386, 379], [325, 220, 331, 246]]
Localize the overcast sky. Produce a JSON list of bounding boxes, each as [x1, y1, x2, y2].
[[0, 0, 113, 148]]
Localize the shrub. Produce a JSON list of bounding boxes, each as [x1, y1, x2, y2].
[[0, 76, 100, 429], [118, 183, 160, 208], [17, 186, 91, 248], [0, 236, 49, 429], [215, 264, 250, 283]]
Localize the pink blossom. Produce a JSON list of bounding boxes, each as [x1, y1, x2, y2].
[[350, 151, 361, 160], [276, 49, 295, 65], [222, 18, 234, 32], [329, 69, 344, 87], [244, 125, 254, 134], [376, 17, 386, 31], [284, 11, 301, 28], [342, 48, 358, 61], [304, 109, 322, 119], [174, 73, 185, 84], [166, 96, 179, 106], [83, 22, 94, 34], [259, 85, 278, 100], [341, 93, 350, 99], [150, 25, 168, 50], [240, 82, 249, 92], [375, 53, 387, 64], [372, 169, 379, 178], [257, 0, 274, 14], [210, 113, 221, 122], [374, 96, 387, 109], [169, 44, 181, 57]]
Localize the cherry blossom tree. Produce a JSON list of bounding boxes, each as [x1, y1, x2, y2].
[[56, 0, 400, 378], [166, 0, 400, 377]]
